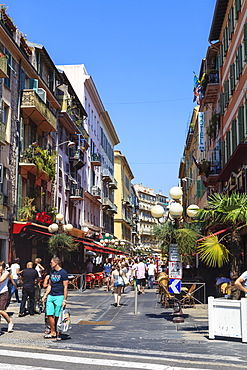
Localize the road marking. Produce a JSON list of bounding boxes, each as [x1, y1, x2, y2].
[[0, 349, 209, 370], [78, 320, 111, 325]]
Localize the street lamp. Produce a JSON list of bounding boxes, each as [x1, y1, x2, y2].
[[48, 213, 73, 234], [57, 140, 75, 148]]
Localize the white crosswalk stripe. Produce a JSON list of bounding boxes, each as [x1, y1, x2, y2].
[[0, 349, 209, 370]]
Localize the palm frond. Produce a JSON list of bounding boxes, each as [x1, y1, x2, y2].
[[197, 234, 230, 268]]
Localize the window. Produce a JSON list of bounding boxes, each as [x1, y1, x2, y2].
[[226, 130, 231, 161], [196, 180, 206, 198], [231, 119, 237, 152], [229, 7, 235, 37], [235, 0, 241, 18], [4, 48, 11, 89], [223, 79, 230, 107], [218, 44, 224, 67], [230, 63, 236, 93], [244, 23, 247, 61], [236, 44, 243, 79], [223, 27, 229, 55]]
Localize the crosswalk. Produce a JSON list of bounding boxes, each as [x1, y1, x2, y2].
[[0, 349, 210, 370]]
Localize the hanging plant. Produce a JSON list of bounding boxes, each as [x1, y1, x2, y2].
[[48, 233, 78, 256], [207, 113, 220, 139]]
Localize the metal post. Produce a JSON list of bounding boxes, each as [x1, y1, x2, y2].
[[134, 279, 138, 314]]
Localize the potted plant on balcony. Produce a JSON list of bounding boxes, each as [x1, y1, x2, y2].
[[19, 197, 36, 221], [48, 233, 78, 258]]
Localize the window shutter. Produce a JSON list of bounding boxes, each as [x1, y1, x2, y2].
[[238, 44, 243, 74], [223, 28, 228, 54], [232, 119, 237, 151], [244, 23, 247, 61], [230, 63, 236, 92], [235, 0, 241, 16], [226, 130, 231, 161], [219, 44, 223, 67], [29, 78, 38, 92], [223, 79, 229, 108], [17, 174, 23, 221], [220, 92, 224, 115], [238, 105, 244, 142], [197, 180, 206, 198], [221, 139, 225, 167]]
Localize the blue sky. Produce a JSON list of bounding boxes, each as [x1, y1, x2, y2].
[[6, 0, 216, 196]]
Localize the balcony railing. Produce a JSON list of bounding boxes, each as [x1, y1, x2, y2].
[[202, 71, 219, 105], [70, 187, 84, 199], [102, 167, 113, 182], [102, 197, 113, 208], [0, 56, 8, 78], [91, 153, 101, 167], [21, 90, 56, 132], [91, 186, 101, 198], [0, 121, 6, 144], [109, 178, 118, 189]]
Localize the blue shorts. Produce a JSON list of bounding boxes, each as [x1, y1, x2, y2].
[[46, 295, 64, 317]]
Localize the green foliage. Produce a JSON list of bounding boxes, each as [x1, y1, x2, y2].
[[197, 235, 230, 268], [153, 221, 200, 264], [48, 233, 78, 256], [19, 197, 36, 221], [22, 142, 57, 180]]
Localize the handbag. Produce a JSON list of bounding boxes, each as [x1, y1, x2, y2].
[[57, 308, 72, 333], [16, 274, 23, 288], [122, 275, 129, 286]]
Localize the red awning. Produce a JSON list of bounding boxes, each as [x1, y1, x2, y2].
[[197, 228, 230, 242], [217, 144, 247, 182]]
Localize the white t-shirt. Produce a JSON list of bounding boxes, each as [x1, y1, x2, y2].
[[240, 271, 247, 289], [11, 263, 20, 279], [148, 263, 156, 276]]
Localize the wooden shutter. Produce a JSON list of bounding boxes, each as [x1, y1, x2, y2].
[[226, 130, 231, 161], [221, 139, 225, 167], [235, 0, 241, 16], [230, 63, 236, 92], [232, 119, 237, 152], [244, 23, 247, 61], [238, 105, 244, 142], [219, 44, 223, 67]]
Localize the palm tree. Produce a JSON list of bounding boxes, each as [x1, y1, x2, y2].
[[197, 192, 247, 274], [153, 221, 200, 265]]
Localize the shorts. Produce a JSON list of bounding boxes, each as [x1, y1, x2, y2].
[[0, 291, 9, 310], [137, 278, 146, 287], [46, 295, 64, 317]]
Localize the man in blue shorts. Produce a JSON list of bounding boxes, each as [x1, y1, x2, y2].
[[42, 257, 68, 340]]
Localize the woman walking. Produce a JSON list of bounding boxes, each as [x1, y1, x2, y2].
[[111, 263, 124, 307], [0, 261, 14, 332]]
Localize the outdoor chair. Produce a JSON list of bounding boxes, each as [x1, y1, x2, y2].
[[181, 283, 196, 307], [160, 283, 174, 308], [94, 272, 104, 287], [68, 275, 79, 290], [86, 273, 95, 289]]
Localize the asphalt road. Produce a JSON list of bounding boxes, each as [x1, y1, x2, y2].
[[0, 286, 246, 369]]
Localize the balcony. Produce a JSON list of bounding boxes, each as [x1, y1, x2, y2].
[[69, 187, 84, 200], [21, 90, 56, 132], [69, 148, 85, 170], [91, 153, 101, 167], [102, 167, 112, 182], [0, 121, 6, 144], [91, 186, 101, 199], [0, 56, 8, 78], [109, 203, 118, 213], [109, 178, 118, 189], [102, 197, 112, 208], [19, 161, 49, 181], [202, 71, 219, 105]]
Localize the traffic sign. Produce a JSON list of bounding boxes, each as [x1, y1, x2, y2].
[[168, 261, 182, 279], [169, 279, 181, 294]]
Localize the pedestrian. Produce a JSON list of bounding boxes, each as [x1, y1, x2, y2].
[[147, 259, 156, 289], [103, 258, 112, 292], [136, 258, 147, 295], [19, 262, 39, 317], [42, 257, 68, 340], [34, 258, 45, 278], [111, 263, 124, 307], [8, 258, 20, 304], [0, 261, 14, 332], [235, 271, 247, 296]]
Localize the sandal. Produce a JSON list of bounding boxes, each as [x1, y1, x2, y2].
[[56, 336, 62, 341], [44, 334, 56, 339]]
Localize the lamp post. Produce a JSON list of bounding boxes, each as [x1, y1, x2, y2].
[[151, 186, 199, 324], [48, 213, 73, 234]]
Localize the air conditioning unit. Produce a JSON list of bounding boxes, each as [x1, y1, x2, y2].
[[37, 88, 46, 103]]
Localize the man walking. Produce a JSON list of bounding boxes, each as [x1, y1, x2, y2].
[[147, 259, 156, 289], [19, 262, 39, 316], [42, 257, 68, 340]]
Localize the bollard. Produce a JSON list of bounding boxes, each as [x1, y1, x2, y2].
[[172, 298, 184, 323]]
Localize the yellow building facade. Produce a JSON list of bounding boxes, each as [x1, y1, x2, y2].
[[114, 150, 134, 249]]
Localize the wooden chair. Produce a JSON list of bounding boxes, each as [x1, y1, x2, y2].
[[160, 283, 174, 308], [68, 275, 79, 290], [181, 283, 196, 307], [86, 273, 95, 289]]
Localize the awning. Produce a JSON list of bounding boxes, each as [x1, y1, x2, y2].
[[197, 228, 230, 242], [217, 144, 247, 182]]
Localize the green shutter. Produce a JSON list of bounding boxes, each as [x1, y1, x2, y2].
[[238, 105, 245, 142], [223, 28, 228, 54], [235, 0, 241, 15], [230, 63, 236, 92], [221, 139, 225, 167], [224, 80, 229, 107], [220, 92, 224, 115], [238, 44, 243, 74], [244, 23, 247, 61], [17, 174, 22, 221], [232, 119, 237, 151], [219, 44, 223, 67], [197, 180, 206, 198], [226, 130, 231, 161]]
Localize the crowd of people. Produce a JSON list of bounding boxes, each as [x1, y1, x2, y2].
[[0, 256, 68, 340]]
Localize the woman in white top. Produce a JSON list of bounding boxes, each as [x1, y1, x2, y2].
[[0, 261, 14, 332], [9, 258, 20, 303], [34, 258, 45, 278]]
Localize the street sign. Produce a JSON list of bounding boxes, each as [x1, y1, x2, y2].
[[168, 261, 182, 279], [169, 244, 180, 262], [169, 279, 181, 294]]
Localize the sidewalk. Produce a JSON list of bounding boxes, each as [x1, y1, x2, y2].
[[0, 285, 209, 347]]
